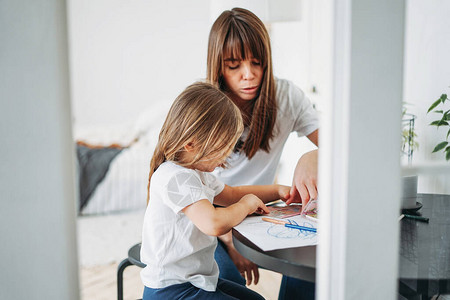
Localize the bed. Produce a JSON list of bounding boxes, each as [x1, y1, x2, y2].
[[74, 106, 167, 215]]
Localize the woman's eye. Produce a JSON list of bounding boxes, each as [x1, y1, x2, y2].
[[228, 64, 239, 70], [252, 60, 261, 66]]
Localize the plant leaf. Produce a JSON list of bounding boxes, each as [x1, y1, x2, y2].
[[428, 98, 442, 113], [447, 128, 450, 140], [430, 120, 441, 126], [429, 120, 448, 126], [432, 141, 448, 153], [446, 147, 450, 161], [441, 93, 448, 104], [434, 110, 444, 114]]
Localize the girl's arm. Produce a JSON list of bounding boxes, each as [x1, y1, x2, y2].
[[182, 194, 269, 237], [210, 184, 290, 285], [214, 184, 292, 207]]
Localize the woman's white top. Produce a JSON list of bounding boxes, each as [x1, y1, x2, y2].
[[140, 161, 225, 291], [213, 78, 319, 186]]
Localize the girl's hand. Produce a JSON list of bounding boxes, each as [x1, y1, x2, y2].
[[240, 194, 269, 215], [288, 150, 318, 212]]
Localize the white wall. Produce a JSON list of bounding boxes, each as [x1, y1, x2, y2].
[[0, 1, 79, 299], [403, 0, 450, 193], [68, 0, 312, 130], [68, 0, 211, 132]]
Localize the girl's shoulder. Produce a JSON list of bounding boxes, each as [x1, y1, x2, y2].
[[153, 161, 198, 184], [154, 162, 222, 191]]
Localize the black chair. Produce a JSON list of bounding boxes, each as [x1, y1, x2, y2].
[[117, 243, 146, 300]]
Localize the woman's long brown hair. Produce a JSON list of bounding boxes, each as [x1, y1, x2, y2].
[[206, 7, 277, 159], [146, 82, 244, 203]]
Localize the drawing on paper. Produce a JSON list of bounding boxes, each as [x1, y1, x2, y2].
[[266, 220, 316, 239], [234, 214, 318, 251]]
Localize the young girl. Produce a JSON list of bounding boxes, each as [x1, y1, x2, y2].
[[140, 82, 293, 299], [207, 7, 319, 300]]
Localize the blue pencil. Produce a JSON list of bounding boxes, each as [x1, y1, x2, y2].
[[284, 223, 317, 233]]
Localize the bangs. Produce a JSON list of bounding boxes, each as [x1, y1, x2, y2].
[[222, 20, 266, 64]]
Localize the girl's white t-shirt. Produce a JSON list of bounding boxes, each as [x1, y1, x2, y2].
[[213, 78, 319, 186], [140, 161, 225, 291]]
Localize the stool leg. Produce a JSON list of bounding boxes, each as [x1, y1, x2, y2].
[[117, 258, 133, 300]]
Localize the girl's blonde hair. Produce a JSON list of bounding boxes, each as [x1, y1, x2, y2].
[[206, 7, 277, 159], [147, 82, 244, 203]]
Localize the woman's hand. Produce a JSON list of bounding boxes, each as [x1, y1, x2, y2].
[[287, 150, 318, 212], [277, 185, 293, 202], [227, 245, 260, 285]]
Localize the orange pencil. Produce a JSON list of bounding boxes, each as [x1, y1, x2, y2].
[[262, 217, 288, 225]]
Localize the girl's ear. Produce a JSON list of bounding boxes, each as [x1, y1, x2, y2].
[[184, 142, 196, 152]]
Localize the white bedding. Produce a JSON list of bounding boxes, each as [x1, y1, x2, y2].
[[75, 105, 168, 215]]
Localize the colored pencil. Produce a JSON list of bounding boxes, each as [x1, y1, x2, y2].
[[262, 217, 288, 225], [284, 223, 317, 233], [262, 217, 317, 233]]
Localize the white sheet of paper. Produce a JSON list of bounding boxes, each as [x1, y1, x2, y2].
[[234, 214, 317, 251]]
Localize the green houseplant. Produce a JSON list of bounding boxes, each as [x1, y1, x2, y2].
[[427, 93, 450, 161]]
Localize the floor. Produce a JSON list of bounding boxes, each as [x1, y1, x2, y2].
[[80, 262, 282, 300], [77, 210, 281, 300]]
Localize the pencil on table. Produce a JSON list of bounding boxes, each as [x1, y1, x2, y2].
[[262, 217, 288, 225]]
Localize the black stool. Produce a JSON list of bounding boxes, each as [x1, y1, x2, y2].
[[117, 243, 146, 300]]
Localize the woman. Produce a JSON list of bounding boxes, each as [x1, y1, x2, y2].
[[207, 7, 319, 300]]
